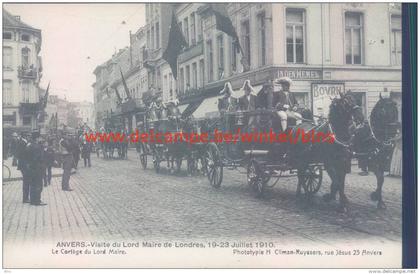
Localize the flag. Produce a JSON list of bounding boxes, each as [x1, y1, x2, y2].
[[210, 4, 250, 71], [114, 87, 122, 104], [162, 12, 187, 79], [42, 82, 50, 108], [120, 68, 131, 99]]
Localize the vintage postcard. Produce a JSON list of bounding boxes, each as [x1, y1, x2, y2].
[[2, 2, 416, 269]]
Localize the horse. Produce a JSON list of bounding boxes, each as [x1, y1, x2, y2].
[[351, 94, 400, 209], [295, 92, 365, 212]]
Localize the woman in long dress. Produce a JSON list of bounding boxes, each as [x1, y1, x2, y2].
[[389, 138, 402, 176]]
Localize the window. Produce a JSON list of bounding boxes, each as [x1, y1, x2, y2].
[[21, 47, 31, 68], [169, 73, 173, 93], [164, 75, 168, 93], [21, 34, 30, 42], [391, 15, 402, 66], [190, 13, 196, 45], [206, 40, 214, 82], [217, 35, 224, 79], [192, 62, 198, 89], [23, 116, 31, 126], [147, 30, 150, 48], [3, 80, 12, 105], [186, 65, 191, 90], [3, 32, 12, 40], [197, 19, 203, 42], [179, 68, 184, 93], [345, 12, 363, 65], [156, 22, 160, 48], [3, 47, 13, 69], [22, 81, 31, 103], [258, 13, 266, 66], [151, 26, 155, 49], [230, 39, 237, 73], [286, 9, 305, 64], [183, 17, 189, 46], [241, 20, 251, 66], [199, 59, 205, 87]]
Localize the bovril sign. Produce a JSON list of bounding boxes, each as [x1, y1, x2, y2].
[[312, 83, 345, 118]]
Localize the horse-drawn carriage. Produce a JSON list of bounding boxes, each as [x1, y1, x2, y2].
[[203, 106, 324, 197], [136, 100, 205, 175]]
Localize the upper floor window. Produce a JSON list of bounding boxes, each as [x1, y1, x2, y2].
[[230, 39, 237, 74], [179, 68, 185, 93], [22, 81, 31, 103], [186, 65, 191, 90], [3, 47, 13, 69], [192, 62, 197, 89], [21, 47, 31, 68], [257, 12, 267, 66], [217, 35, 224, 79], [391, 15, 402, 66], [156, 22, 160, 48], [206, 39, 214, 82], [151, 26, 155, 49], [345, 12, 363, 65], [183, 17, 189, 46], [241, 20, 251, 67], [3, 32, 12, 40], [286, 9, 305, 64], [21, 34, 30, 42], [190, 13, 196, 45], [3, 80, 13, 105]]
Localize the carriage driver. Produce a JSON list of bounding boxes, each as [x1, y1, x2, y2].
[[275, 77, 302, 131]]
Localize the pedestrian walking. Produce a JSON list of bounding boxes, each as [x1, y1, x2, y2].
[[81, 140, 92, 167], [71, 136, 80, 169], [43, 139, 55, 186], [26, 130, 47, 206], [60, 137, 74, 191]]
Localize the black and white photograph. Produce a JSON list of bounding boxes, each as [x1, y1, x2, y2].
[[2, 2, 415, 269]]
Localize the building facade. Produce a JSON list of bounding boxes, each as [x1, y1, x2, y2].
[[3, 9, 44, 130], [93, 3, 402, 127], [73, 101, 95, 129]]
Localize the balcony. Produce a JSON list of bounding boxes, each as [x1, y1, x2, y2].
[[121, 98, 144, 114], [178, 41, 204, 64], [143, 48, 162, 70], [18, 66, 38, 79]]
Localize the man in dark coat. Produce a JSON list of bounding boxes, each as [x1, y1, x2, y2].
[[15, 132, 30, 203], [27, 130, 46, 206], [60, 136, 74, 191], [43, 139, 55, 186], [81, 140, 92, 167]]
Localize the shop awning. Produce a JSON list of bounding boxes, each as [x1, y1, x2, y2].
[[177, 104, 189, 114], [192, 96, 220, 119], [181, 100, 204, 119]]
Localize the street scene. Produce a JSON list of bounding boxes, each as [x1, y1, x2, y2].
[[3, 2, 404, 268]]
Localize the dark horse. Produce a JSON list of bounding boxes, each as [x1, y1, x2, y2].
[[296, 92, 365, 212], [352, 94, 400, 209]]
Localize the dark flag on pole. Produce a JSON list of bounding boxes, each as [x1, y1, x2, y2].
[[120, 68, 131, 99], [210, 3, 250, 71], [114, 87, 123, 104], [42, 81, 50, 108], [162, 12, 187, 79]]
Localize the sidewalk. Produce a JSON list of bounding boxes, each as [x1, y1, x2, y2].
[[2, 158, 63, 182]]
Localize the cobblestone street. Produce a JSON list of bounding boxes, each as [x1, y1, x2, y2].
[[3, 149, 402, 246]]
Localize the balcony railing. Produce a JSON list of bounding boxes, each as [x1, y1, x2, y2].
[[178, 41, 204, 63], [18, 66, 38, 79]]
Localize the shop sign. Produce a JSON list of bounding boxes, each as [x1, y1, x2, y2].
[[311, 82, 345, 118]]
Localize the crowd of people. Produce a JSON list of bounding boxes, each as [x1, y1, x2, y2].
[[7, 128, 94, 206]]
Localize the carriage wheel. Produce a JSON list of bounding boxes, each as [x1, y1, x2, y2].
[[140, 154, 147, 169], [247, 160, 265, 198], [206, 143, 223, 188], [299, 165, 323, 194]]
